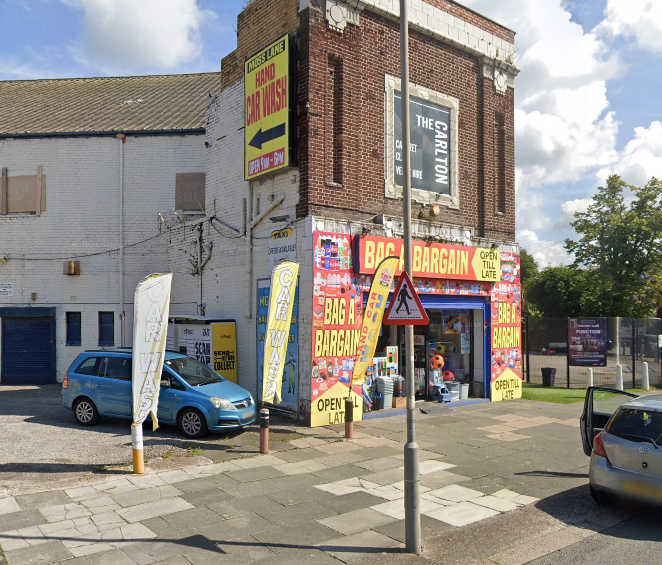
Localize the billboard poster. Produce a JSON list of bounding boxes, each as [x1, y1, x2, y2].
[[211, 322, 238, 383], [311, 231, 363, 427], [568, 318, 607, 367], [490, 253, 523, 401], [257, 279, 299, 412]]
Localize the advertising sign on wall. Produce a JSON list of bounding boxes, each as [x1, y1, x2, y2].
[[244, 34, 291, 180], [267, 227, 297, 271], [355, 235, 501, 282], [568, 318, 607, 367], [0, 283, 13, 297], [311, 231, 363, 427], [490, 253, 523, 402], [257, 280, 299, 412], [211, 322, 238, 383], [394, 93, 451, 194]]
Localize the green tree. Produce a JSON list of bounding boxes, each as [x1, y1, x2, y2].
[[519, 248, 538, 284], [564, 175, 662, 317], [526, 267, 592, 317]]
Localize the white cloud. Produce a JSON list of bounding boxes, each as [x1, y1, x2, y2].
[[561, 198, 592, 223], [518, 229, 573, 267], [597, 121, 662, 186], [73, 0, 213, 71], [599, 0, 662, 54]]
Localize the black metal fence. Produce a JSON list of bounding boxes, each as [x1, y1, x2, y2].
[[523, 317, 662, 389]]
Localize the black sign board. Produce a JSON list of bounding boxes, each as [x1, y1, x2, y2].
[[394, 92, 451, 195]]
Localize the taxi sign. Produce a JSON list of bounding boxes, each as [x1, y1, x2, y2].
[[383, 272, 429, 325], [244, 35, 291, 179]]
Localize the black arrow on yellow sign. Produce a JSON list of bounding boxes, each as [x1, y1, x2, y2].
[[248, 123, 286, 150]]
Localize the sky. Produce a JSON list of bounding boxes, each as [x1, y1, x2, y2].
[[1, 0, 661, 268]]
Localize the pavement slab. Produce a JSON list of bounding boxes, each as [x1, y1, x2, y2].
[[317, 507, 396, 535], [318, 529, 404, 563]]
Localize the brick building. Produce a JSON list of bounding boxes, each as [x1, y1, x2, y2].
[[0, 73, 220, 384], [175, 0, 522, 425]]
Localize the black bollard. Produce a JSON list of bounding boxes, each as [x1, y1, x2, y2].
[[345, 398, 354, 439], [259, 408, 269, 454]]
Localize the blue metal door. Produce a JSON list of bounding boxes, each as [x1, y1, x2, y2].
[[1, 317, 56, 384]]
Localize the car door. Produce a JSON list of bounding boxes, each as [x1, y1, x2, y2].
[[95, 356, 133, 417], [580, 386, 637, 455], [157, 368, 187, 424]]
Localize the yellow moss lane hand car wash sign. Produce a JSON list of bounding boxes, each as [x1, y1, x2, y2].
[[245, 35, 291, 180]]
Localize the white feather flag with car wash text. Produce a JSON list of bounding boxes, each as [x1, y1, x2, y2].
[[132, 273, 173, 431], [262, 261, 299, 404]]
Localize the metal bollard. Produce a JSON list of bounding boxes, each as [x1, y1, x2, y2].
[[259, 409, 269, 454], [616, 364, 623, 391], [642, 362, 649, 391], [345, 398, 354, 439], [587, 368, 593, 388]]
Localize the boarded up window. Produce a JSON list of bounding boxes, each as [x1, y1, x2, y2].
[[1, 167, 46, 215], [175, 172, 205, 212]]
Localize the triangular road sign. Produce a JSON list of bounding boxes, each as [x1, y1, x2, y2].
[[383, 272, 429, 325]]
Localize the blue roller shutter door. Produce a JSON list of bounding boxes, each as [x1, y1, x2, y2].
[[1, 317, 56, 385]]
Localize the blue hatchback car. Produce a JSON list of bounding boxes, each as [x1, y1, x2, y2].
[[62, 349, 256, 438]]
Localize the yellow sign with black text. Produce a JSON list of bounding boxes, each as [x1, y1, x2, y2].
[[311, 381, 363, 427], [211, 322, 238, 383], [244, 35, 290, 180], [491, 367, 522, 402]]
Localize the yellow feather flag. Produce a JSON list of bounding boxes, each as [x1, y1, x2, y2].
[[262, 261, 299, 403], [352, 256, 399, 386]]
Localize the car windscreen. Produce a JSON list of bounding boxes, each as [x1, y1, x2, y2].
[[605, 408, 662, 447], [165, 357, 225, 386]]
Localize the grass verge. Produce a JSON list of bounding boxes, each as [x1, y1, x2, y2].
[[522, 382, 651, 404]]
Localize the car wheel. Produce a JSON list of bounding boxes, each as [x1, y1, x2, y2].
[[73, 397, 99, 426], [590, 485, 613, 505], [178, 408, 208, 439]]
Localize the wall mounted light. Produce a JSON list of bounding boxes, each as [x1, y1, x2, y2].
[[430, 204, 441, 216], [0, 257, 8, 263], [269, 215, 290, 223]]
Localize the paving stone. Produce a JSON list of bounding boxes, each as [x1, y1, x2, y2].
[[216, 480, 281, 499], [314, 491, 386, 514], [117, 498, 194, 523], [374, 516, 452, 543], [180, 488, 232, 508], [229, 455, 286, 470], [358, 468, 405, 486], [486, 432, 531, 441], [0, 498, 21, 516], [370, 497, 443, 520], [171, 478, 224, 494], [81, 547, 137, 565], [112, 486, 184, 508], [470, 495, 520, 512], [208, 534, 275, 564], [256, 501, 337, 527], [161, 506, 225, 528], [264, 486, 335, 507], [208, 495, 284, 520], [309, 464, 371, 483], [198, 512, 276, 542], [0, 510, 47, 532], [424, 501, 499, 526], [318, 507, 396, 535], [14, 492, 71, 512], [248, 546, 339, 565], [317, 529, 404, 563], [252, 521, 340, 553], [354, 457, 403, 472], [261, 473, 324, 491], [427, 484, 485, 502], [4, 539, 73, 565], [420, 470, 471, 490], [364, 484, 405, 501]]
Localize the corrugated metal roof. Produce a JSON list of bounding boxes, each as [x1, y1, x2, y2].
[[0, 72, 221, 136]]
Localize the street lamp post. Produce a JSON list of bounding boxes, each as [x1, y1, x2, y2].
[[400, 0, 421, 554]]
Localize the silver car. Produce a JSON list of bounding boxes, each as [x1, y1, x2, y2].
[[581, 387, 662, 505]]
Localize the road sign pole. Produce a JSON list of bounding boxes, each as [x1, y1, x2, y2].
[[400, 0, 420, 554]]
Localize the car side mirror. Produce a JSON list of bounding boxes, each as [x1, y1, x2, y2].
[[160, 379, 170, 388]]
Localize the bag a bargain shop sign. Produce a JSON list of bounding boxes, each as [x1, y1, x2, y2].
[[245, 35, 290, 179]]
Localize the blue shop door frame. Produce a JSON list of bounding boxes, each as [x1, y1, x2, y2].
[[1, 309, 56, 385]]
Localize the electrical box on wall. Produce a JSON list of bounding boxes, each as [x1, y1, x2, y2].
[[63, 260, 81, 275]]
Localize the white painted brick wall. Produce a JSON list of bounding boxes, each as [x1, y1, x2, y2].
[[167, 79, 304, 404], [0, 134, 205, 381]]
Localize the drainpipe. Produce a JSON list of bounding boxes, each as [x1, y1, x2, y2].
[[245, 181, 254, 319], [117, 134, 126, 346], [197, 225, 203, 315]]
